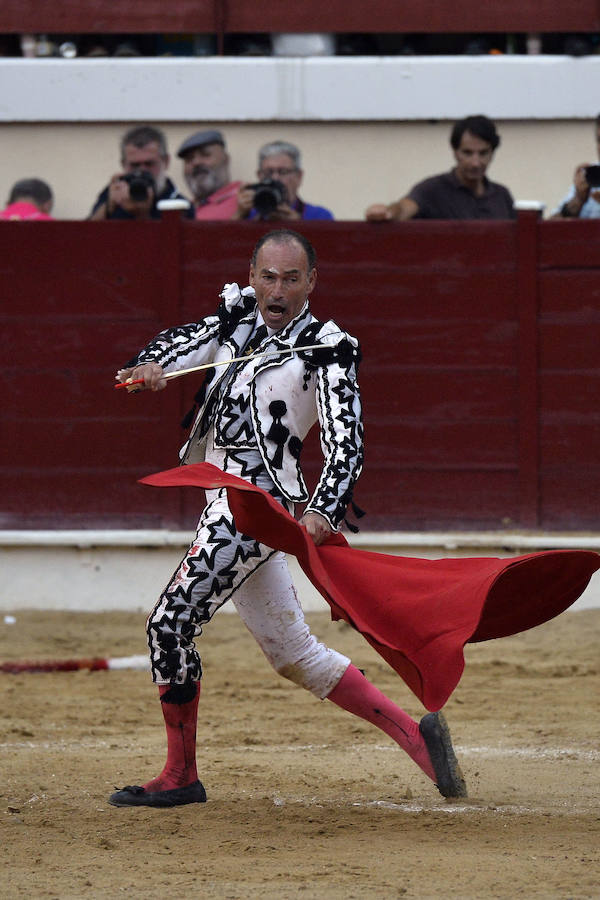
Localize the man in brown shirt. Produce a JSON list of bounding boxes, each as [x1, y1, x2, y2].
[[366, 115, 515, 221]]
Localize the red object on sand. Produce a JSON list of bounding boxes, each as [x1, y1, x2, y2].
[[140, 463, 600, 711], [0, 658, 110, 674], [0, 655, 149, 674]]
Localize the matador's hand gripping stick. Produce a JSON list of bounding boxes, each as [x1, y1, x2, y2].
[[114, 342, 337, 390]]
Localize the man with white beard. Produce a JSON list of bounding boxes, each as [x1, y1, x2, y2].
[[177, 129, 242, 220], [89, 125, 190, 221]]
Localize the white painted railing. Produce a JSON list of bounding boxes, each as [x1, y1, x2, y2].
[[1, 56, 599, 122]]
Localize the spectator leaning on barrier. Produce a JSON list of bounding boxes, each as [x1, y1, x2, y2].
[[550, 114, 600, 218], [365, 115, 515, 222], [236, 140, 334, 222], [88, 125, 191, 221], [177, 129, 242, 220], [0, 178, 54, 220]]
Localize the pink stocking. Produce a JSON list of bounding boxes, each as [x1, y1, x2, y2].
[[327, 664, 436, 782]]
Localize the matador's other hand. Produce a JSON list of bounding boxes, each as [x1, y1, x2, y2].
[[115, 362, 167, 392], [300, 511, 332, 546]]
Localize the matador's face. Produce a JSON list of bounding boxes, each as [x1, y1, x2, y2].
[[249, 238, 316, 332]]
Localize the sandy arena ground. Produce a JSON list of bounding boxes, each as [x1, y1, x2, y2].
[[2, 607, 599, 899]]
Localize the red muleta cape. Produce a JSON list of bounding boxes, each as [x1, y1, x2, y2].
[[141, 463, 600, 712]]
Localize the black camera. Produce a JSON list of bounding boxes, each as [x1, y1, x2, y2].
[[120, 170, 156, 203], [585, 165, 600, 188], [248, 178, 287, 218]]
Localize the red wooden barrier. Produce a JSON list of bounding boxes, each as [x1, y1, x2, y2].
[[1, 0, 598, 35], [1, 213, 598, 532]]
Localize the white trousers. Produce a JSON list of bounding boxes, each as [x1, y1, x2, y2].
[[232, 541, 350, 698], [147, 482, 350, 699]]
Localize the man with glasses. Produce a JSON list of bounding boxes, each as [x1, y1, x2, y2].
[[237, 140, 334, 221], [88, 125, 190, 221]]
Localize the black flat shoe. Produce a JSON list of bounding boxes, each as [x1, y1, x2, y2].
[[419, 711, 468, 799], [109, 779, 207, 808]]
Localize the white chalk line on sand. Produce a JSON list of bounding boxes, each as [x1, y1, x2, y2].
[[11, 791, 595, 819], [2, 738, 598, 762], [455, 744, 599, 761], [263, 743, 600, 762], [269, 796, 590, 816]]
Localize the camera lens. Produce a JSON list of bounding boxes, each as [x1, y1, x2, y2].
[[129, 177, 148, 202], [253, 179, 286, 218], [122, 171, 155, 203]]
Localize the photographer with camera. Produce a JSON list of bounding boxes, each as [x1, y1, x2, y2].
[[550, 115, 600, 218], [177, 129, 242, 220], [88, 125, 190, 221], [236, 141, 334, 221]]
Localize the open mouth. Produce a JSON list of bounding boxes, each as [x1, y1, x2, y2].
[[267, 303, 285, 318]]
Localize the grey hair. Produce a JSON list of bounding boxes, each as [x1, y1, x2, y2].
[[258, 140, 301, 170], [120, 125, 168, 161]]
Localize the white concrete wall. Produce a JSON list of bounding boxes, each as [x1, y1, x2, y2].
[[1, 56, 599, 219], [3, 56, 600, 122], [2, 533, 598, 613]]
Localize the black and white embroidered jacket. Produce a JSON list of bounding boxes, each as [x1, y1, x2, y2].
[[127, 283, 364, 529]]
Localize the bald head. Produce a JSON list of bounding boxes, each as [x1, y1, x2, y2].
[[250, 228, 316, 271]]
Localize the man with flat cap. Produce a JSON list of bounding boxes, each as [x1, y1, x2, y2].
[[177, 129, 242, 220]]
